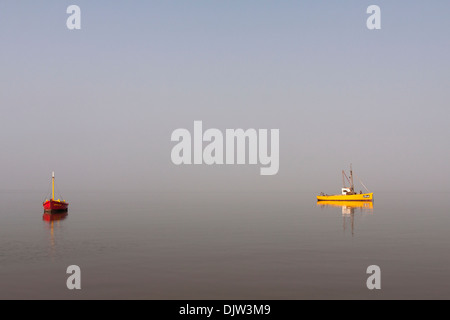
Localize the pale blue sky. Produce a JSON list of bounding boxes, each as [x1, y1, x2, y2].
[[1, 1, 449, 194]]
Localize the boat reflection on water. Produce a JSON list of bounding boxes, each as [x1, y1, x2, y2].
[[317, 201, 374, 236], [42, 213, 68, 258], [317, 201, 373, 214], [42, 212, 68, 222]]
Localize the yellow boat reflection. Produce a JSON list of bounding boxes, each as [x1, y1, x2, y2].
[[317, 201, 374, 236], [317, 201, 373, 212]]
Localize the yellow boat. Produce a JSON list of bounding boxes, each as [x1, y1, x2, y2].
[[317, 193, 373, 201], [317, 165, 373, 202]]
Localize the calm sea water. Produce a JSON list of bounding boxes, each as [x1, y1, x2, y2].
[[1, 191, 449, 299]]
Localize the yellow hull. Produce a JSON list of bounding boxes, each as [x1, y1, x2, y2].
[[316, 193, 373, 201]]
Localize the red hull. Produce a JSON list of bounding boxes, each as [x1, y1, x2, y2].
[[43, 200, 69, 212]]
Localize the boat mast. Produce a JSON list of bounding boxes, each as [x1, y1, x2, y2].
[[350, 164, 354, 192], [342, 170, 346, 188], [52, 171, 55, 201]]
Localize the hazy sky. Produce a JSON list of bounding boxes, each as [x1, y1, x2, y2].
[[1, 1, 449, 195]]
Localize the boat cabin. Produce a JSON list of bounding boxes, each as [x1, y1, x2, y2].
[[342, 187, 353, 195]]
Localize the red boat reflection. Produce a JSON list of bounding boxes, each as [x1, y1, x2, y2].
[[43, 212, 68, 222]]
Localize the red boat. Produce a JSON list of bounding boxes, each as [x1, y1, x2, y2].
[[43, 199, 69, 212], [43, 172, 69, 213]]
